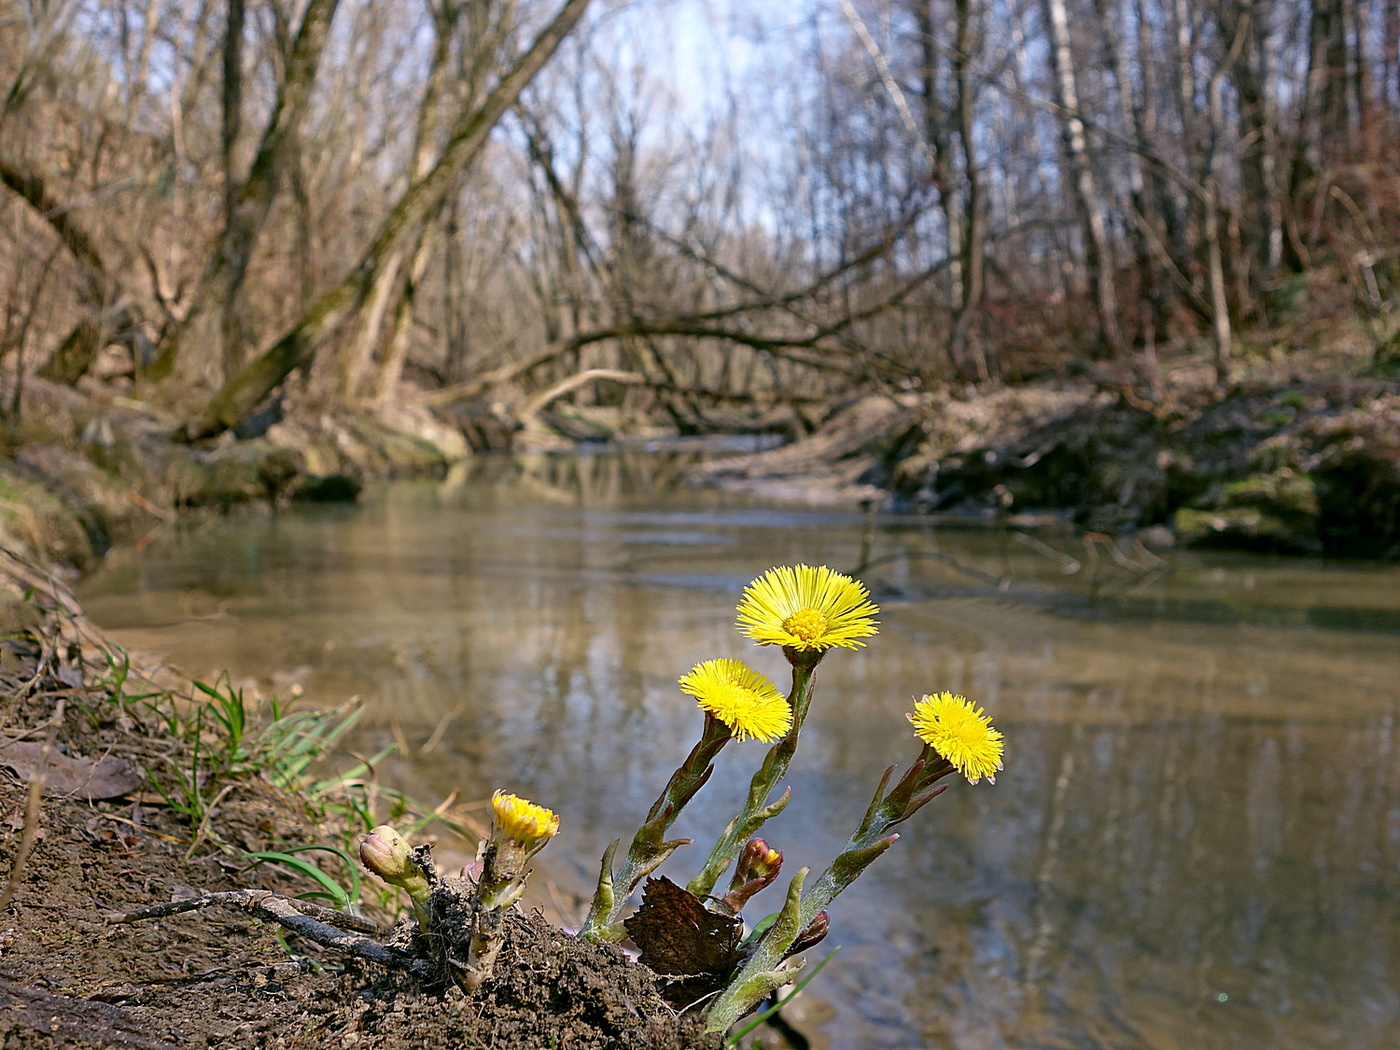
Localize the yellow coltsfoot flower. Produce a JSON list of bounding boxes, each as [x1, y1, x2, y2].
[[736, 564, 879, 652], [491, 791, 561, 853], [679, 658, 791, 742], [907, 692, 1005, 784]]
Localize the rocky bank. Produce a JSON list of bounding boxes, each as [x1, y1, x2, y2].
[[694, 379, 1400, 558]]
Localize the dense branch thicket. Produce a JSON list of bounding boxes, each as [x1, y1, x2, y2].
[[0, 0, 1396, 438]]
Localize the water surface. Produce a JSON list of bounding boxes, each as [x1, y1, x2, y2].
[[79, 453, 1400, 1049]]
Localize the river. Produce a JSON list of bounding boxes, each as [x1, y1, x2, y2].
[[77, 451, 1400, 1050]]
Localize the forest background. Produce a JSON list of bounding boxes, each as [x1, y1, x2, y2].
[[0, 0, 1396, 501]]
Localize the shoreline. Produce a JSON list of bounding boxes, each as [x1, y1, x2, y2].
[[4, 373, 1397, 583]]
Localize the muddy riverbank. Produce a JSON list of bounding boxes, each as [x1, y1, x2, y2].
[[5, 373, 1397, 573], [0, 547, 726, 1049], [695, 378, 1400, 558]]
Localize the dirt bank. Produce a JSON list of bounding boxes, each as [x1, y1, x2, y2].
[[9, 369, 1398, 569], [694, 379, 1400, 558], [0, 550, 726, 1049], [1, 379, 468, 572]]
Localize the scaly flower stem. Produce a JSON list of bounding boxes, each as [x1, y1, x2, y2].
[[687, 651, 821, 898], [705, 751, 955, 1033], [848, 745, 955, 840], [581, 713, 733, 941], [795, 748, 955, 956], [704, 867, 809, 1032], [461, 838, 530, 993]]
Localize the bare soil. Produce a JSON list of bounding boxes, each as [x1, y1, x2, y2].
[[0, 552, 725, 1050]]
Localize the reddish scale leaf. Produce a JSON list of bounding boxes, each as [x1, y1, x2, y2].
[[623, 876, 743, 1009]]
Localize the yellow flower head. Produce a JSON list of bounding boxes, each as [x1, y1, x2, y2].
[[491, 790, 560, 850], [736, 564, 880, 652], [907, 692, 1005, 784], [679, 658, 792, 742]]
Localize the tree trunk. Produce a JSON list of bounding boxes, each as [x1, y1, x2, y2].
[[0, 156, 110, 302], [337, 249, 404, 399], [0, 155, 130, 386], [146, 0, 342, 384], [1203, 6, 1250, 387], [37, 304, 137, 386], [915, 0, 965, 315], [219, 0, 246, 381], [371, 226, 437, 406], [946, 0, 989, 383], [1222, 0, 1283, 301], [184, 0, 593, 441], [338, 0, 464, 402], [1042, 0, 1124, 357]]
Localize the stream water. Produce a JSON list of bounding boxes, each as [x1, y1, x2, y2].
[[78, 452, 1400, 1049]]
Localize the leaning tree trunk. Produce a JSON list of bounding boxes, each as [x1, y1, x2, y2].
[[146, 0, 342, 384], [184, 0, 593, 441], [0, 155, 132, 385], [371, 222, 437, 406], [337, 0, 465, 402]]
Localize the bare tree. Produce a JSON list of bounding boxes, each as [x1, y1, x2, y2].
[[146, 0, 343, 384], [185, 0, 593, 440], [1041, 0, 1124, 357]]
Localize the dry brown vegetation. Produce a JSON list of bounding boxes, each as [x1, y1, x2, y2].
[[0, 0, 1395, 449]]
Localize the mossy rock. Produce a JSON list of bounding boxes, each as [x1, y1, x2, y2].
[[335, 413, 448, 476], [1175, 470, 1321, 553], [176, 445, 275, 508], [924, 398, 1170, 528], [173, 442, 318, 509], [1174, 506, 1317, 553], [1218, 471, 1319, 517], [0, 465, 97, 567]]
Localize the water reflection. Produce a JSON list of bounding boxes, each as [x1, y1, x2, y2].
[[78, 453, 1400, 1049]]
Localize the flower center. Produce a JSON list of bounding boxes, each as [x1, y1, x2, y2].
[[781, 607, 829, 641], [712, 681, 752, 711]]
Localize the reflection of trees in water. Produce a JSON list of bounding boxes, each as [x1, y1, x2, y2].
[[509, 450, 709, 504], [899, 709, 1400, 1050]]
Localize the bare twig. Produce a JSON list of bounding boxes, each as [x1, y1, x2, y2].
[[109, 889, 431, 977], [0, 699, 65, 912]]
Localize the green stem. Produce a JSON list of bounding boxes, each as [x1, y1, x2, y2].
[[707, 747, 956, 1033], [703, 867, 809, 1032], [581, 714, 732, 940], [687, 651, 821, 898], [793, 748, 955, 952]]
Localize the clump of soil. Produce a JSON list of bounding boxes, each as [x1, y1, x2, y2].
[[331, 913, 721, 1049], [0, 551, 724, 1049]]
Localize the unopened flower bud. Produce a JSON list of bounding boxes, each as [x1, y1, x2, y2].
[[730, 838, 783, 892], [787, 909, 830, 957], [359, 825, 430, 903], [721, 838, 785, 914]]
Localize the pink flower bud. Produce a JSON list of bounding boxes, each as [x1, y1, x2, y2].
[[730, 838, 783, 891], [721, 838, 786, 914], [359, 826, 411, 879]]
